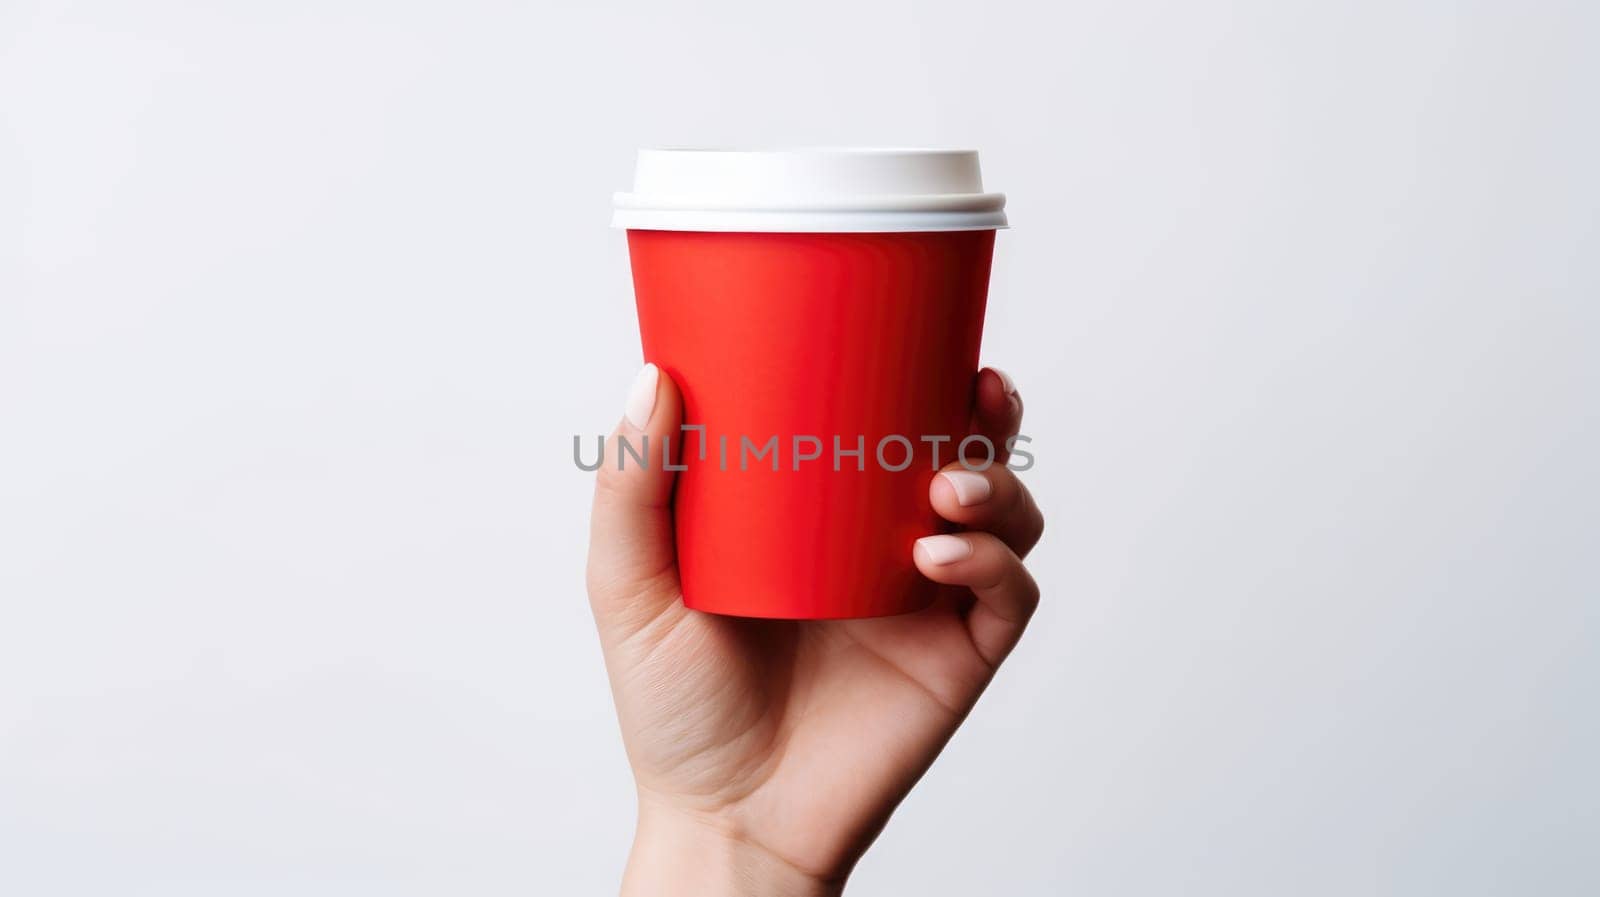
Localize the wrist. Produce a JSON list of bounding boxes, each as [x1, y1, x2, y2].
[[622, 800, 842, 897]]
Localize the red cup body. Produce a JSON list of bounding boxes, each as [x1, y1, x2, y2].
[[626, 229, 996, 619]]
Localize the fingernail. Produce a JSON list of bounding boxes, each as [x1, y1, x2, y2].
[[989, 367, 1017, 396], [939, 470, 993, 507], [915, 534, 973, 566], [624, 363, 659, 429]]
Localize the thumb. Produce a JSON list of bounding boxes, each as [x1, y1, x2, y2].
[[586, 363, 686, 639]]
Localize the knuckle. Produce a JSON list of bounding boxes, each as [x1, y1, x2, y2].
[[1019, 578, 1041, 618]]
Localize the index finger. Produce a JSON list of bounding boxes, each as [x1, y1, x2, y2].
[[966, 366, 1023, 465]]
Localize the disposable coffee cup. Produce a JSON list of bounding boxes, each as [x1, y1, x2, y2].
[[613, 148, 1006, 619]]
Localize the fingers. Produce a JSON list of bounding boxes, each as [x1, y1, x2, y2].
[[929, 463, 1045, 558], [913, 532, 1040, 668], [587, 363, 686, 638], [967, 366, 1023, 464], [933, 366, 1042, 666]]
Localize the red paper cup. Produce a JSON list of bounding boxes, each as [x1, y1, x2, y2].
[[613, 149, 1007, 619]]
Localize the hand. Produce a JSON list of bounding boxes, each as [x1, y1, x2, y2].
[[587, 364, 1044, 896]]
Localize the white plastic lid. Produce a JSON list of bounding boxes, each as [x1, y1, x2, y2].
[[611, 148, 1007, 233]]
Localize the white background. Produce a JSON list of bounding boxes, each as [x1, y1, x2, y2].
[[3, 1, 1596, 894]]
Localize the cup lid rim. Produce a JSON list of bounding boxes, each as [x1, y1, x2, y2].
[[612, 147, 1008, 233]]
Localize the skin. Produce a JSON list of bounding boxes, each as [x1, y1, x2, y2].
[[587, 366, 1045, 896]]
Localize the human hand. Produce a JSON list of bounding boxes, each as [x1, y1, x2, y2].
[[587, 364, 1044, 896]]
